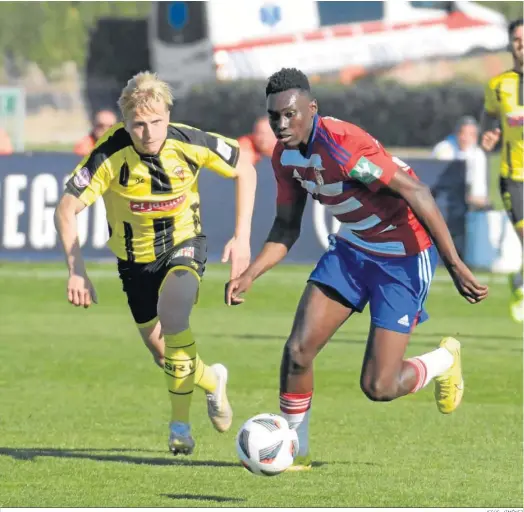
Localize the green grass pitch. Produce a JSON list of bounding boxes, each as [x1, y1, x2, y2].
[[0, 262, 521, 507]]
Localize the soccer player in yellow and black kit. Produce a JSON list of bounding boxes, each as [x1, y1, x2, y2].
[[481, 19, 523, 323], [54, 72, 257, 455]]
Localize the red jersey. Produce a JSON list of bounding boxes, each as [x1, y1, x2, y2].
[[272, 115, 432, 257]]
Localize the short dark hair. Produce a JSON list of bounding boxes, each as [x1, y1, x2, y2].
[[455, 115, 478, 134], [509, 19, 523, 38], [265, 68, 311, 97]]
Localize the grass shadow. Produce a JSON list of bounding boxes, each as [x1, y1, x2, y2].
[[204, 333, 522, 352], [0, 447, 239, 468], [162, 493, 244, 503], [327, 460, 380, 466]]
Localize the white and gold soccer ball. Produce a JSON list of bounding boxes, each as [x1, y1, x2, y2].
[[236, 413, 298, 476]]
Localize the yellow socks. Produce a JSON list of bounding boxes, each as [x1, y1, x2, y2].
[[195, 355, 218, 394], [164, 329, 197, 424], [164, 329, 218, 423]]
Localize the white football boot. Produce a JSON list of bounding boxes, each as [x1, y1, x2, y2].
[[205, 364, 233, 433]]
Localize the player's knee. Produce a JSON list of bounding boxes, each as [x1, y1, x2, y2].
[[157, 301, 191, 334], [360, 376, 397, 402], [157, 269, 197, 334], [285, 339, 314, 374]]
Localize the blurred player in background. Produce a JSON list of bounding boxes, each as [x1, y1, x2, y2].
[[238, 116, 277, 166], [226, 68, 488, 470], [481, 19, 523, 323], [0, 127, 13, 155], [432, 116, 489, 210], [74, 109, 118, 156], [55, 71, 257, 455]]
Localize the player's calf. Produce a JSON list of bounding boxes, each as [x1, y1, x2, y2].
[[360, 375, 401, 402], [359, 327, 420, 402], [279, 341, 317, 470], [138, 321, 165, 368], [280, 390, 313, 471]]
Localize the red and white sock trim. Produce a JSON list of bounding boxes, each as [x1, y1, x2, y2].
[[406, 358, 428, 393], [279, 391, 313, 415]]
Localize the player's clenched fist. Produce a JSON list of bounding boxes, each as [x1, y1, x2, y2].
[[67, 274, 98, 308], [481, 128, 501, 152]]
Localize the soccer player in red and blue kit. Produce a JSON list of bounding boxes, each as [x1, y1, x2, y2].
[[226, 68, 488, 470]]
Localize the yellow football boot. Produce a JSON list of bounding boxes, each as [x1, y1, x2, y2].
[[509, 275, 524, 324], [286, 454, 312, 472], [434, 337, 463, 414]]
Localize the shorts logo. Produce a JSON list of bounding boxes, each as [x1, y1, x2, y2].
[[349, 156, 383, 184], [397, 315, 410, 327], [173, 246, 195, 259], [130, 195, 186, 213], [216, 138, 233, 161], [73, 167, 92, 188]]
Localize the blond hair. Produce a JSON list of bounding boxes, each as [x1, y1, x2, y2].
[[118, 71, 173, 120]]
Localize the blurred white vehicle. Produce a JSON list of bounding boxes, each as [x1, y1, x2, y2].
[[149, 0, 509, 94]]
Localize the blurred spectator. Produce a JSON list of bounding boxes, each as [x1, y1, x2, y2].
[[0, 128, 13, 155], [238, 117, 277, 166], [74, 109, 117, 156], [432, 116, 489, 210]]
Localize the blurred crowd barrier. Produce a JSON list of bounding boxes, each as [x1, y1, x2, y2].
[[0, 153, 520, 272]]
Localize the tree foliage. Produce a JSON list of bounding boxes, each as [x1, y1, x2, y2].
[[0, 2, 150, 76], [479, 1, 522, 23]]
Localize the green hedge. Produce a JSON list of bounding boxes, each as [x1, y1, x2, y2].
[[173, 80, 485, 148]]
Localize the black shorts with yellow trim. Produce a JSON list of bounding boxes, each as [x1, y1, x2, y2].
[[116, 235, 207, 326], [500, 177, 524, 229]]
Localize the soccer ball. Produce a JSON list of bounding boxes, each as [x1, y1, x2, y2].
[[236, 413, 298, 476]]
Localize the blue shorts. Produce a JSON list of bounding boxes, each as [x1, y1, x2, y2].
[[309, 235, 438, 334]]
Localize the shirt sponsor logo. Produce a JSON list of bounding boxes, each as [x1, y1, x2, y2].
[[314, 168, 325, 186], [130, 195, 186, 213], [73, 167, 92, 188], [349, 156, 384, 184], [311, 155, 325, 186]]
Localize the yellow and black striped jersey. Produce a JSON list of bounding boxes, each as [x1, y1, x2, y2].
[[484, 70, 523, 181], [66, 122, 240, 263]]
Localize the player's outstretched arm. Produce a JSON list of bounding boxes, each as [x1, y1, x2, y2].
[[387, 169, 488, 304], [221, 149, 258, 280], [225, 196, 307, 306], [54, 193, 98, 308]]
